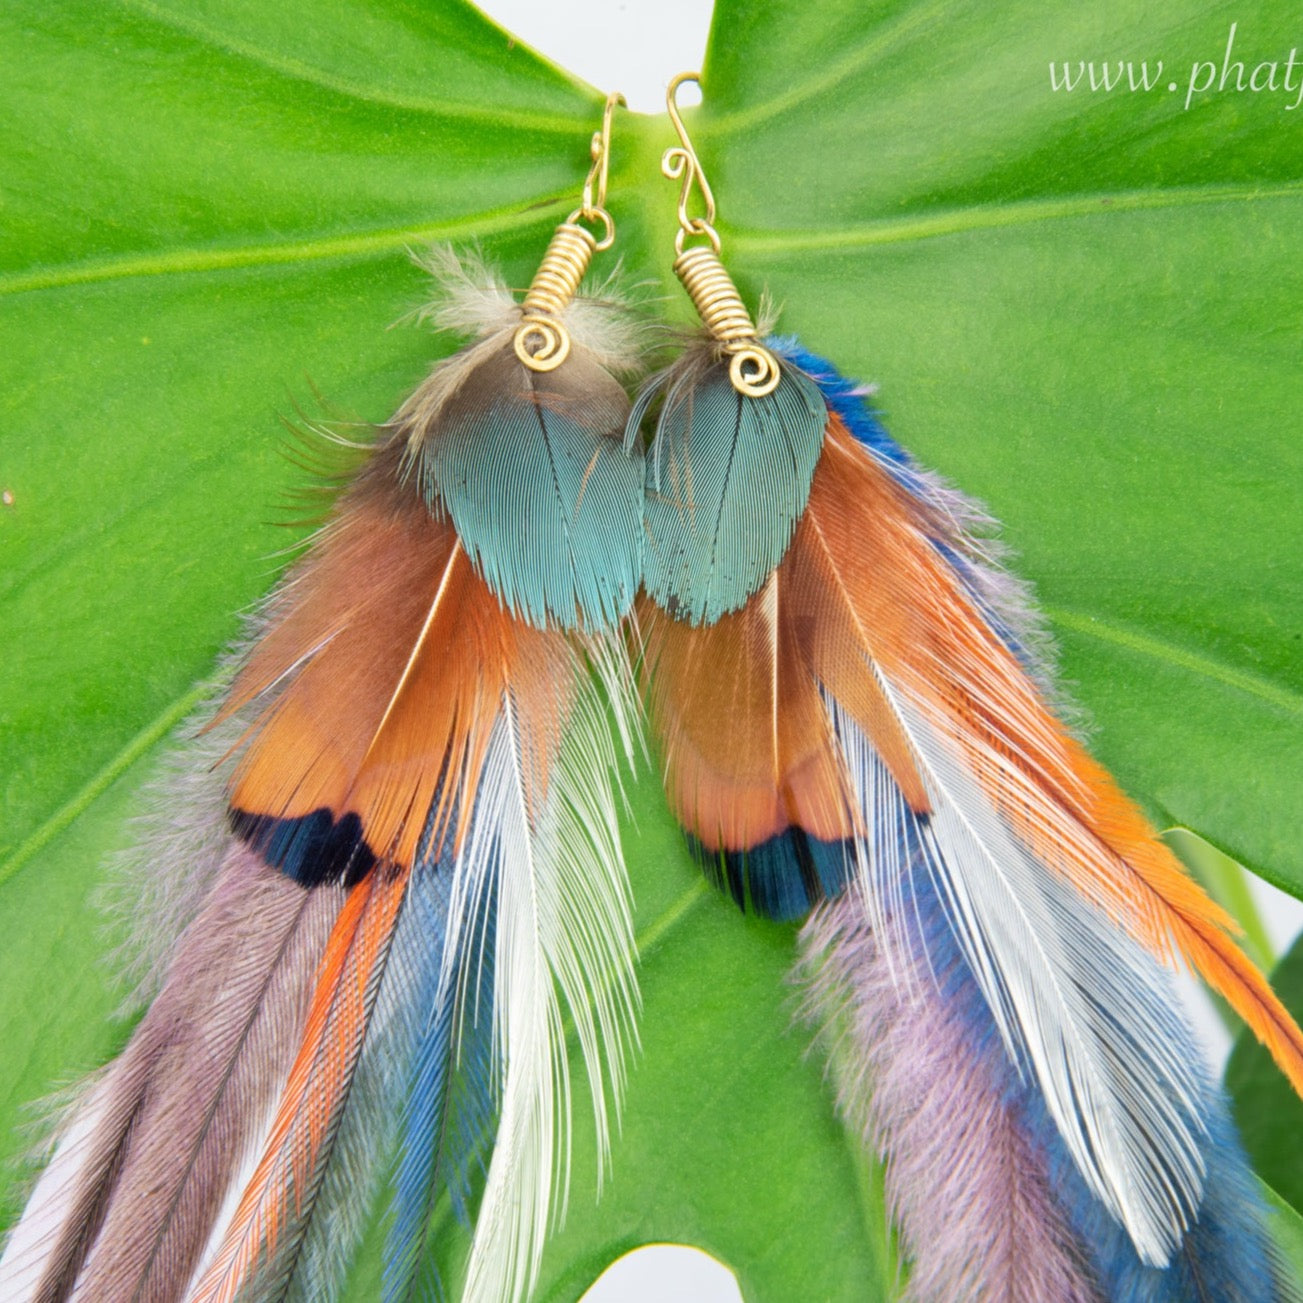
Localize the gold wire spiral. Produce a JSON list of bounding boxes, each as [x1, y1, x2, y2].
[[513, 222, 596, 371], [674, 239, 780, 398], [513, 92, 624, 373], [663, 73, 781, 398]]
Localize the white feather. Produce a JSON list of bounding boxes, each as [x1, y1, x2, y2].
[[411, 244, 648, 378], [829, 678, 1210, 1267], [445, 651, 639, 1303], [0, 1080, 111, 1300]]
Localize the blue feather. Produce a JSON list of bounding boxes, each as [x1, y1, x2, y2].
[[690, 829, 853, 923], [636, 354, 826, 624], [777, 339, 1044, 667], [386, 844, 498, 1301], [898, 835, 1284, 1302], [771, 338, 911, 473], [421, 341, 643, 631]]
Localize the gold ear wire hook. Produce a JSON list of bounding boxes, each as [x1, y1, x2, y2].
[[514, 90, 625, 372], [662, 72, 780, 397], [576, 89, 625, 247], [664, 72, 720, 255]]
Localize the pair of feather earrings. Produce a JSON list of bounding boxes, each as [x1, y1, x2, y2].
[[3, 75, 1302, 1303]]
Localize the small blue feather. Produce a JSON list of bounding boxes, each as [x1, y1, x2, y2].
[[691, 829, 853, 923], [787, 340, 1046, 669], [636, 354, 826, 624], [421, 342, 643, 631]]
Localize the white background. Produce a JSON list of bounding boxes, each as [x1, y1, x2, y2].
[[470, 3, 1303, 1299]]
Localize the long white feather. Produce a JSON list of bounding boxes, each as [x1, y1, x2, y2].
[[0, 1081, 112, 1300], [828, 678, 1210, 1267], [445, 651, 639, 1303]]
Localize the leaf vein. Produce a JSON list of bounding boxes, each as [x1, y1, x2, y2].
[[729, 181, 1303, 255], [0, 201, 569, 297], [1046, 605, 1303, 717], [112, 0, 585, 129], [0, 682, 213, 893]]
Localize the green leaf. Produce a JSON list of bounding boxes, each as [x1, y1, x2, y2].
[[1227, 935, 1303, 1215], [1, 1, 1300, 1300]]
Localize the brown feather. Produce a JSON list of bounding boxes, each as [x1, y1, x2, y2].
[[188, 866, 405, 1303], [26, 846, 338, 1303], [223, 442, 573, 866]]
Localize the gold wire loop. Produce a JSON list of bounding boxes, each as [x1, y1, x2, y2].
[[564, 204, 616, 252], [664, 74, 780, 398], [514, 91, 625, 371], [664, 72, 719, 256], [576, 90, 625, 248]]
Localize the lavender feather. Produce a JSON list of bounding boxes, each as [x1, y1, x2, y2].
[[800, 868, 1294, 1302], [0, 845, 340, 1302], [800, 890, 1103, 1303]]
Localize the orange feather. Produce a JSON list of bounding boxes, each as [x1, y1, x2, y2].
[[188, 867, 407, 1303], [223, 447, 572, 867], [638, 495, 931, 854], [805, 412, 1303, 1095]]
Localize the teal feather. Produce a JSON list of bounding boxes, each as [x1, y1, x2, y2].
[[636, 355, 826, 624], [418, 340, 643, 631]]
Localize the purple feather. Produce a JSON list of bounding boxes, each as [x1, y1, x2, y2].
[[799, 892, 1103, 1303], [0, 845, 340, 1300]]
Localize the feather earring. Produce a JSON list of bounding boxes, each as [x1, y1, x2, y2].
[[631, 73, 1303, 1302], [0, 91, 643, 1303]]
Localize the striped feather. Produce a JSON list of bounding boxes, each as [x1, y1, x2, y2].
[[798, 372, 1303, 1097], [829, 696, 1207, 1263], [274, 845, 467, 1303], [385, 854, 497, 1301], [2, 249, 646, 1303], [631, 337, 1303, 1295], [801, 869, 1292, 1302], [0, 847, 340, 1303]]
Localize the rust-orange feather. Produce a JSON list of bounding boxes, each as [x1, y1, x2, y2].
[[223, 448, 572, 867], [638, 461, 932, 856], [188, 867, 407, 1303], [805, 411, 1303, 1095], [642, 384, 1303, 1095]]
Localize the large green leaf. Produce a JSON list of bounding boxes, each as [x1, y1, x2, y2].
[[1, 1, 1299, 1300]]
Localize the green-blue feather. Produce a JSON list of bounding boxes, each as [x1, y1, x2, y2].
[[420, 341, 643, 631], [638, 358, 827, 625]]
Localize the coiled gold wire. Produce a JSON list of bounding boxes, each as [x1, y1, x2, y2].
[[674, 244, 781, 397], [523, 222, 597, 318], [513, 221, 597, 372]]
